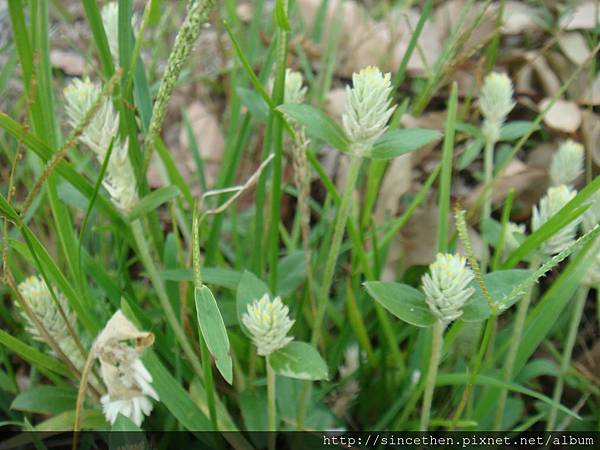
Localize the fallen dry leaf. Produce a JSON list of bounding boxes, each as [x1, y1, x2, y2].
[[583, 111, 600, 167], [557, 32, 591, 65], [374, 153, 413, 221], [501, 1, 541, 35], [539, 98, 582, 133], [559, 1, 600, 31], [580, 73, 600, 106], [50, 49, 86, 76]]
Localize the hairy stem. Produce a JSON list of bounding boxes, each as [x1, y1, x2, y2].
[[420, 320, 445, 431]]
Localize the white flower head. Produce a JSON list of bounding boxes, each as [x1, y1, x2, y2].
[[479, 72, 515, 143], [504, 222, 526, 254], [532, 185, 579, 255], [283, 69, 307, 105], [550, 140, 584, 187], [94, 310, 159, 427], [583, 191, 600, 233], [17, 276, 81, 362], [242, 294, 294, 357], [421, 253, 475, 323], [101, 2, 119, 63], [342, 66, 395, 149], [64, 77, 138, 212]]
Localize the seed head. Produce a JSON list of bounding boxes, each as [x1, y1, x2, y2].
[[532, 185, 578, 255], [479, 72, 515, 143], [342, 66, 395, 150], [421, 253, 475, 323], [550, 140, 584, 187], [242, 294, 294, 357]]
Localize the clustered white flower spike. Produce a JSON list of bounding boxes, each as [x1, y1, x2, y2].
[[503, 222, 526, 255], [549, 140, 584, 187], [532, 185, 578, 256], [94, 310, 159, 427], [64, 78, 138, 213], [101, 2, 120, 62], [283, 69, 307, 106], [421, 253, 475, 324], [479, 72, 515, 144], [342, 66, 395, 151], [17, 276, 83, 369], [242, 294, 294, 357], [581, 192, 600, 285]]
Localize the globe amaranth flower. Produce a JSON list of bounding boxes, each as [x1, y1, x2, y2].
[[17, 276, 83, 368], [581, 192, 600, 285], [64, 77, 138, 213], [532, 185, 578, 256], [283, 69, 307, 105], [479, 72, 515, 144], [549, 140, 584, 187], [242, 294, 294, 356], [342, 66, 395, 150], [421, 253, 475, 323], [94, 310, 159, 427]]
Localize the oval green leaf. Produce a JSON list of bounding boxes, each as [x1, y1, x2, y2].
[[195, 286, 233, 384], [368, 128, 442, 160], [364, 281, 435, 327], [127, 185, 181, 221], [462, 269, 533, 321], [269, 341, 328, 381], [278, 104, 350, 152]]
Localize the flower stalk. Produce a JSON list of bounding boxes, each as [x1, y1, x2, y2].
[[420, 319, 445, 431]]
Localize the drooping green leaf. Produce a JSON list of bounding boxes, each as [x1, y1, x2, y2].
[[269, 342, 328, 380], [369, 128, 442, 160], [0, 329, 69, 377], [278, 104, 350, 152], [195, 286, 233, 384], [11, 386, 76, 415], [236, 87, 269, 121], [500, 121, 538, 141], [462, 269, 532, 321], [127, 185, 181, 221], [236, 270, 270, 334], [364, 281, 436, 327]]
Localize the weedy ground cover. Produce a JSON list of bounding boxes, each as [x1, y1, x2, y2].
[[0, 0, 599, 442]]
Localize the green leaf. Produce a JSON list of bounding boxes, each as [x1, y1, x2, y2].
[[364, 281, 436, 327], [111, 414, 142, 432], [0, 329, 69, 377], [195, 286, 233, 384], [35, 409, 108, 431], [276, 251, 306, 296], [0, 192, 19, 222], [127, 185, 181, 221], [274, 0, 291, 30], [142, 352, 212, 431], [236, 270, 270, 334], [236, 87, 269, 121], [369, 128, 442, 160], [462, 270, 532, 321], [500, 121, 538, 141], [11, 386, 76, 415], [269, 342, 328, 380], [278, 104, 350, 152]]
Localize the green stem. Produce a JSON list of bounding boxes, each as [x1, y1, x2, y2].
[[547, 285, 589, 429], [494, 255, 540, 430], [419, 319, 445, 431], [481, 138, 495, 272], [131, 219, 204, 379], [311, 154, 362, 346], [266, 357, 277, 433]]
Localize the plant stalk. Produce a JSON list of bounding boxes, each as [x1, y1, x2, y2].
[[266, 356, 277, 450], [419, 319, 445, 431]]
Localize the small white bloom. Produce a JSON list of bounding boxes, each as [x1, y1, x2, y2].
[[581, 192, 600, 286], [479, 72, 515, 143], [283, 69, 306, 105], [532, 185, 579, 255], [504, 222, 526, 254], [550, 140, 584, 187], [342, 66, 395, 149], [421, 253, 475, 323], [101, 2, 120, 63], [64, 77, 138, 212], [94, 310, 159, 427], [242, 294, 294, 356]]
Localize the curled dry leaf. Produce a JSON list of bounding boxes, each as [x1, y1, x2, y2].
[[539, 98, 582, 133], [94, 309, 155, 352], [559, 1, 600, 31]]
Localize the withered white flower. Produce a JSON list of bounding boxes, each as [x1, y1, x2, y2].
[[550, 140, 584, 187], [94, 310, 159, 427], [17, 276, 82, 368], [479, 72, 515, 144], [421, 253, 475, 323], [242, 294, 294, 356], [64, 78, 138, 212], [342, 66, 395, 150], [532, 185, 578, 256]]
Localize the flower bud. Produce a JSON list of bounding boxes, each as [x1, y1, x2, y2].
[[479, 72, 515, 143], [242, 294, 294, 356], [532, 185, 578, 255], [421, 253, 475, 323], [342, 66, 395, 150], [550, 140, 584, 187]]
